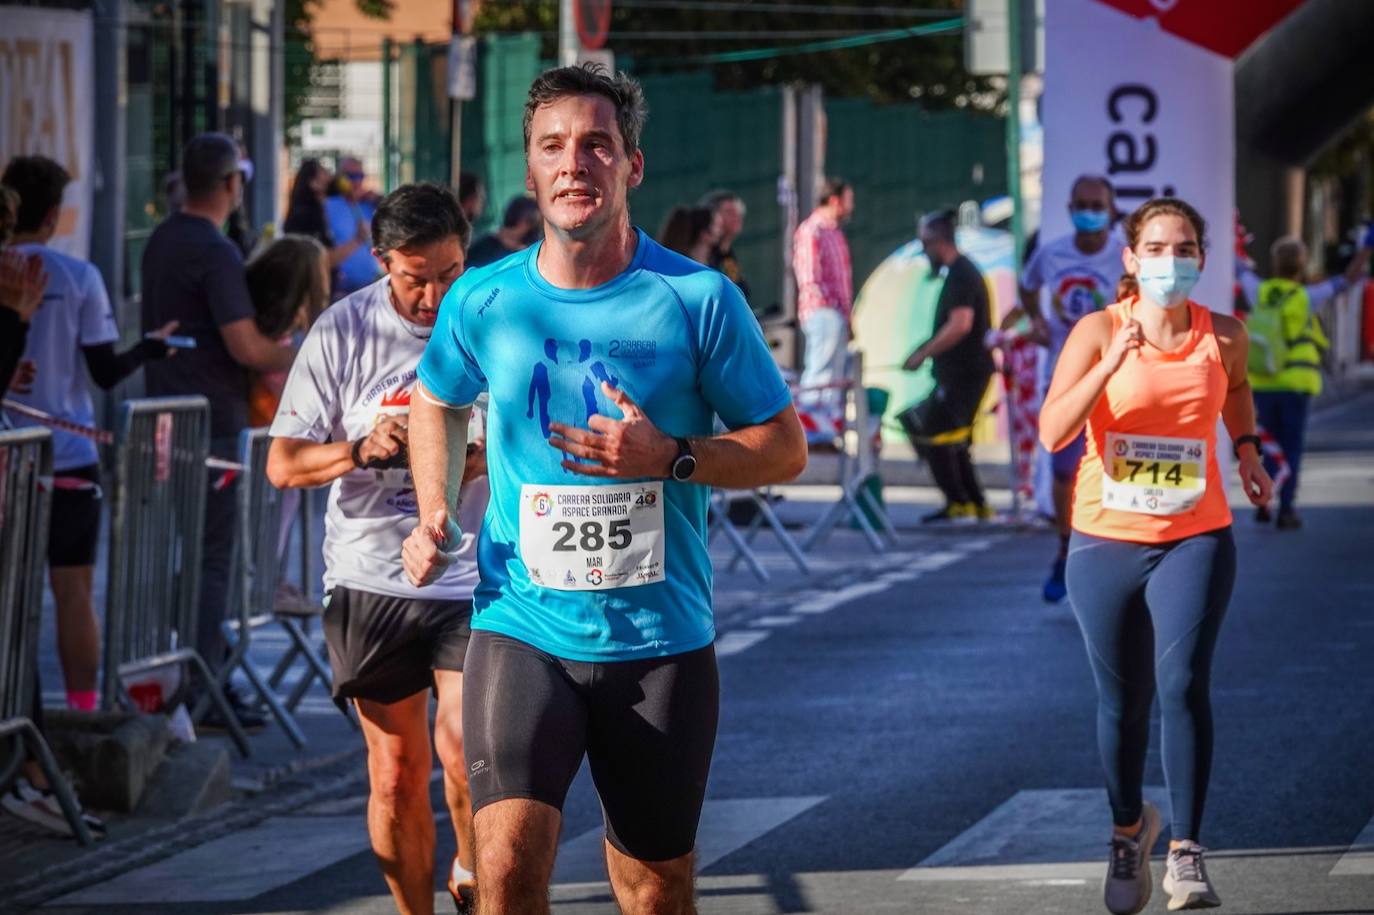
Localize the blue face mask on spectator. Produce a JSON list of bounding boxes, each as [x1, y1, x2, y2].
[[1071, 209, 1110, 233]]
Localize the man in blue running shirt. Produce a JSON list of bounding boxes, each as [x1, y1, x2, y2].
[[402, 64, 806, 913]]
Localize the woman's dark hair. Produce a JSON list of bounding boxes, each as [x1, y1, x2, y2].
[[523, 63, 647, 157], [372, 183, 471, 257], [657, 205, 714, 257], [288, 159, 328, 213], [1123, 197, 1208, 251], [1, 156, 71, 233], [246, 235, 329, 337]]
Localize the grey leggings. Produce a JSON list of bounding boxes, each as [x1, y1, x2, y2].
[[1066, 526, 1236, 841]]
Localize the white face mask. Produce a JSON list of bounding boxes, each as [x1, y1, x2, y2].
[[1134, 255, 1201, 308]]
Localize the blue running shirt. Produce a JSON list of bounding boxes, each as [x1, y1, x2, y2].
[[418, 230, 792, 661]]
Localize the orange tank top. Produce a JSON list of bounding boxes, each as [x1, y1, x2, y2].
[[1072, 299, 1232, 543]]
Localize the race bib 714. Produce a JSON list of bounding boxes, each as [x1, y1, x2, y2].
[[1102, 432, 1206, 516]]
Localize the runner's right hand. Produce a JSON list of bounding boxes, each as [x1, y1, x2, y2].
[[357, 417, 408, 466], [402, 508, 463, 587], [1100, 317, 1143, 376]]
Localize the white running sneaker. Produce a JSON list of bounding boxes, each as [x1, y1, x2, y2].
[[1104, 801, 1162, 915], [0, 776, 106, 839], [1163, 840, 1221, 910]]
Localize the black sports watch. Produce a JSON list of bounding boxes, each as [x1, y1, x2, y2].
[[1233, 434, 1263, 460], [669, 436, 697, 482]]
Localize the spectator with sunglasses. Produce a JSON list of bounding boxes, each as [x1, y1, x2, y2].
[[326, 157, 382, 297]]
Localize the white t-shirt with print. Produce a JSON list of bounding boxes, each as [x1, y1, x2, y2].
[[269, 278, 486, 601], [1020, 228, 1128, 376], [9, 244, 119, 471]]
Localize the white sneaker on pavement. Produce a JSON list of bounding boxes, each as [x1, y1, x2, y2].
[[0, 776, 106, 839], [1104, 801, 1162, 915], [1163, 840, 1222, 910]]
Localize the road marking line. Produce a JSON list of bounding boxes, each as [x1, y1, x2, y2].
[[899, 787, 1170, 883], [716, 630, 771, 657], [1331, 814, 1374, 876], [552, 796, 825, 886], [755, 614, 801, 627]]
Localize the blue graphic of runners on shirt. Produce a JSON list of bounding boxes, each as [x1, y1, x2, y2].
[[526, 338, 621, 469]]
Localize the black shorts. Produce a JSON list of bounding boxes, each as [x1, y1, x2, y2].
[[463, 630, 719, 862], [322, 585, 472, 706], [49, 464, 102, 567], [896, 374, 991, 447]]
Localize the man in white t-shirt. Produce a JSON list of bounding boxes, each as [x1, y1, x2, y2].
[[265, 183, 482, 914], [1018, 175, 1124, 603], [2, 155, 178, 713]]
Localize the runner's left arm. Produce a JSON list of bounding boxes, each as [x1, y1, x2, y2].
[[1213, 313, 1272, 506], [402, 382, 471, 586]]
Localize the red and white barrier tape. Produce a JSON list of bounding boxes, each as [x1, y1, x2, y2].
[[2, 398, 115, 445], [1257, 425, 1290, 499], [3, 399, 246, 475]]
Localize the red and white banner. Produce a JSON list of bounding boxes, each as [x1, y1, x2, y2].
[[0, 6, 95, 259], [1042, 0, 1238, 314], [1090, 0, 1303, 59]]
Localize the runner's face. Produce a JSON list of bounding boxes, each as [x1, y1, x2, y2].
[[525, 95, 644, 240], [1124, 213, 1205, 275], [383, 238, 464, 326]]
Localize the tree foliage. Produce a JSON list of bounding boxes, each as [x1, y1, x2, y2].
[[473, 0, 1000, 110]]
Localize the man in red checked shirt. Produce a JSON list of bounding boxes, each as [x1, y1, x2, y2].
[[792, 176, 855, 445]]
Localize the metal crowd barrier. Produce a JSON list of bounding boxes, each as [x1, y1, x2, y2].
[[796, 350, 898, 553], [221, 428, 337, 748], [0, 428, 93, 844], [102, 397, 250, 757]]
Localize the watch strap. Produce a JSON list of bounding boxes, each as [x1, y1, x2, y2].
[[1233, 434, 1262, 459]]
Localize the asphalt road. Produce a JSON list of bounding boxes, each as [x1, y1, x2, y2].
[[25, 391, 1374, 915]]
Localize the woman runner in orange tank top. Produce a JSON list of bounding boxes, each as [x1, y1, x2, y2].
[[1040, 198, 1272, 915]]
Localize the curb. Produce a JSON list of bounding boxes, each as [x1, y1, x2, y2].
[[4, 745, 367, 911]]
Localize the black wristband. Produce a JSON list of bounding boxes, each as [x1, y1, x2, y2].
[[350, 438, 366, 468], [1233, 434, 1262, 459]]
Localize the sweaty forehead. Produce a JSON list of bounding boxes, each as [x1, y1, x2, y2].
[[532, 95, 621, 137]]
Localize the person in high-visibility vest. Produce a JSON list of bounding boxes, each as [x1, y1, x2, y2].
[[1239, 233, 1370, 529]]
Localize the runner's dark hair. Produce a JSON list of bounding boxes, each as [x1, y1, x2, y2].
[[1123, 197, 1208, 251], [1, 156, 71, 233], [372, 183, 472, 257], [524, 63, 648, 156]]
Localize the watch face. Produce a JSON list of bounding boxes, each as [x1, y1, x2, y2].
[[673, 453, 697, 481]]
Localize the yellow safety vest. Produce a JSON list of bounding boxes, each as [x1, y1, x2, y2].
[[1248, 278, 1328, 396]]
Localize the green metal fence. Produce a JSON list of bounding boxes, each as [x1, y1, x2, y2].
[[826, 99, 1008, 289]]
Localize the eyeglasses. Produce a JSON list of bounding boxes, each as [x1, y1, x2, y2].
[[345, 171, 365, 184]]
